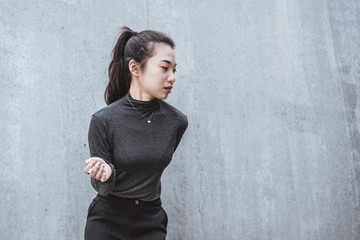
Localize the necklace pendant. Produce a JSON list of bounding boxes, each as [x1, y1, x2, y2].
[[147, 120, 151, 123]]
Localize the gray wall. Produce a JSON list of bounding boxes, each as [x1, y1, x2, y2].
[[1, 0, 360, 239]]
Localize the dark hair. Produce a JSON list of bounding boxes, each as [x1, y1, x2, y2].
[[104, 26, 175, 105]]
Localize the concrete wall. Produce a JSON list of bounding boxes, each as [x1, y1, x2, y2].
[[1, 0, 359, 239]]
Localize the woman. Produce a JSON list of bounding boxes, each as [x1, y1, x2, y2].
[[83, 26, 188, 240]]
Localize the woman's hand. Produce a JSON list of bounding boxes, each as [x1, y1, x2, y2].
[[84, 157, 112, 183]]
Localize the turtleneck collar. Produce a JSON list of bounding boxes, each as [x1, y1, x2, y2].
[[125, 91, 159, 112]]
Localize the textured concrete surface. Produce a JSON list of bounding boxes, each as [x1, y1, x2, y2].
[[1, 0, 360, 239]]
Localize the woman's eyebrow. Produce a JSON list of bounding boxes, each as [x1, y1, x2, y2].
[[160, 60, 177, 67]]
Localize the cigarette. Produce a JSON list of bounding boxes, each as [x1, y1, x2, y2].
[[87, 168, 94, 174]]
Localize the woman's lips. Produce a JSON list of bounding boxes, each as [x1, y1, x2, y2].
[[164, 86, 173, 93]]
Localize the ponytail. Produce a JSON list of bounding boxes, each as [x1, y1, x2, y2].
[[105, 26, 134, 105], [104, 26, 175, 105]]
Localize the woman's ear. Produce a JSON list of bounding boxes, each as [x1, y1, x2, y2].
[[129, 60, 140, 77]]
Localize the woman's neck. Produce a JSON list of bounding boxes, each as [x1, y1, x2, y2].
[[129, 83, 155, 102]]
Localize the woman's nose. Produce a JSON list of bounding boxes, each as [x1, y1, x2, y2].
[[168, 72, 175, 83]]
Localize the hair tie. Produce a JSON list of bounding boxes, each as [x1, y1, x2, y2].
[[131, 31, 137, 37]]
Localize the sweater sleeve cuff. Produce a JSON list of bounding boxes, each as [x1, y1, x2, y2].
[[104, 162, 116, 183]]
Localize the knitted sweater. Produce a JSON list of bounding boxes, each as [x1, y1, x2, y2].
[[88, 91, 188, 201]]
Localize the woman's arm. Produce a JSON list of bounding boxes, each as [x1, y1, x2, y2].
[[174, 115, 188, 153], [86, 114, 116, 196]]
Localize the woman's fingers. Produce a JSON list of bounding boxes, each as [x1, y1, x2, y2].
[[95, 164, 104, 180], [84, 160, 94, 174], [84, 158, 108, 182], [85, 158, 92, 166], [100, 172, 107, 182], [85, 157, 104, 167], [90, 162, 100, 178]]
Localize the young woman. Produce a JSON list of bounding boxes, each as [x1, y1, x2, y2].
[[83, 26, 188, 240]]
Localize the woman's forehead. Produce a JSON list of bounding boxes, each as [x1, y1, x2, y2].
[[151, 44, 176, 63]]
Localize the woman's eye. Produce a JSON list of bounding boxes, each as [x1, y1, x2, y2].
[[162, 67, 168, 71], [173, 69, 177, 74]]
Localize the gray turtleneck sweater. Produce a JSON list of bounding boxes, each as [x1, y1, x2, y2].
[[88, 91, 188, 201]]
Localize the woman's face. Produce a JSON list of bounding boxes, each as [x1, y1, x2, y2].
[[138, 44, 177, 100]]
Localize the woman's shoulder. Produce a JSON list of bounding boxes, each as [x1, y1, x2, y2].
[[91, 98, 125, 122], [159, 100, 188, 125]]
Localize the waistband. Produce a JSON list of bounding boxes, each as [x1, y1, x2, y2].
[[98, 193, 162, 207]]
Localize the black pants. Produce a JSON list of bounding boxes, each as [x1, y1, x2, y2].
[[84, 194, 168, 240]]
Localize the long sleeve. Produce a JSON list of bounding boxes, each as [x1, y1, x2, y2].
[[88, 114, 116, 196], [173, 115, 188, 153]]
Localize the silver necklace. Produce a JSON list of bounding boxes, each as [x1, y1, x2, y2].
[[127, 96, 154, 123]]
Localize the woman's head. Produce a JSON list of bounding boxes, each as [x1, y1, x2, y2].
[[105, 26, 176, 104]]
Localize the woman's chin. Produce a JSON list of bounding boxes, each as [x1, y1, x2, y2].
[[157, 93, 169, 100]]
